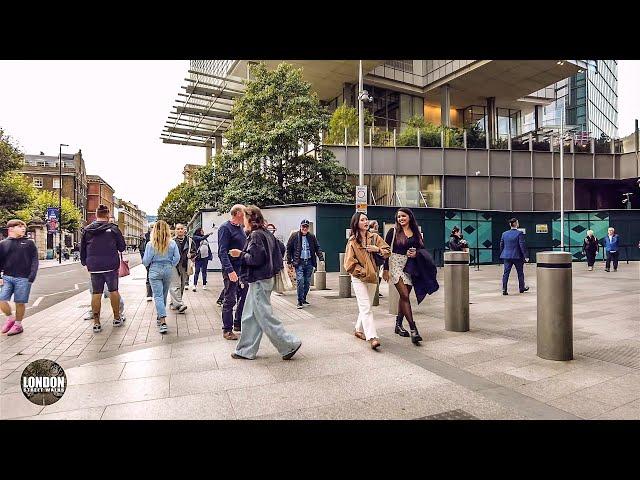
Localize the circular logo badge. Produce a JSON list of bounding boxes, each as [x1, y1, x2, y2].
[[21, 359, 67, 406]]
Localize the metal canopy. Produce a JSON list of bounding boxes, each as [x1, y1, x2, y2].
[[161, 66, 246, 147]]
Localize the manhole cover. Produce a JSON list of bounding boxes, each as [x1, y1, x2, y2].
[[579, 345, 640, 369], [417, 409, 478, 420]]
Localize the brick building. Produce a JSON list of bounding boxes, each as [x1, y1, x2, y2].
[[114, 197, 147, 248], [86, 175, 116, 223]]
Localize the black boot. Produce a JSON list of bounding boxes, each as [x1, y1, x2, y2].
[[394, 315, 410, 337], [410, 327, 423, 345]]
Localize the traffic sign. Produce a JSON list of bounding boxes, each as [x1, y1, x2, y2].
[[355, 185, 367, 213]]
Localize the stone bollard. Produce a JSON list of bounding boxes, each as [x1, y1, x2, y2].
[[536, 252, 573, 361], [387, 276, 399, 315], [444, 251, 470, 332], [338, 253, 352, 298], [315, 260, 327, 290]]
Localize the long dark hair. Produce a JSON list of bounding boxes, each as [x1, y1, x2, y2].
[[195, 227, 204, 236], [244, 205, 266, 232], [394, 207, 423, 247], [349, 212, 368, 246]]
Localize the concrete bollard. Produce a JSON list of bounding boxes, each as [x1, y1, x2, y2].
[[338, 253, 352, 298], [315, 260, 327, 290], [373, 278, 380, 306], [536, 252, 573, 361], [444, 251, 470, 332]]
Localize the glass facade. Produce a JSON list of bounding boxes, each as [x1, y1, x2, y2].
[[420, 176, 442, 208]]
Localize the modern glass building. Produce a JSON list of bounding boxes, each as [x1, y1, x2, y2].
[[161, 60, 638, 212]]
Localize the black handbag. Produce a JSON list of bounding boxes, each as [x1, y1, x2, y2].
[[371, 233, 386, 268]]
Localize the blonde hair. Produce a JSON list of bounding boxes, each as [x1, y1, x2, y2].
[[151, 220, 172, 255], [586, 230, 594, 237]]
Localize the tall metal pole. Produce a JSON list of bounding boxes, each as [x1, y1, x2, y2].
[[560, 103, 565, 250], [358, 60, 364, 187], [58, 144, 62, 263]]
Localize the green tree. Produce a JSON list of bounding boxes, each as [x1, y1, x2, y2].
[[199, 62, 352, 212], [325, 104, 373, 145], [157, 182, 199, 227], [21, 190, 83, 232], [397, 116, 441, 147], [0, 128, 36, 224]]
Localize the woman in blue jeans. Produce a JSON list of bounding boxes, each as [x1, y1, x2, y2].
[[143, 220, 181, 334], [192, 227, 212, 291]]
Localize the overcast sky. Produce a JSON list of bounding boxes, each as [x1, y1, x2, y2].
[[1, 60, 639, 215]]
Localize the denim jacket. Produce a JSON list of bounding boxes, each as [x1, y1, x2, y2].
[[142, 240, 181, 268]]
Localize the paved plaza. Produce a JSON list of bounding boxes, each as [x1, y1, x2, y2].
[[1, 261, 638, 420]]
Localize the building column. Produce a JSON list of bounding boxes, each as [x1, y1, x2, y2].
[[441, 84, 451, 127], [205, 141, 213, 164], [486, 97, 496, 146], [214, 135, 223, 155]]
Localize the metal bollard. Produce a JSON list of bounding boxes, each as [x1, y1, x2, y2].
[[536, 252, 573, 361], [387, 276, 399, 315], [315, 260, 327, 290], [373, 278, 380, 306], [444, 251, 469, 332], [338, 253, 352, 298]]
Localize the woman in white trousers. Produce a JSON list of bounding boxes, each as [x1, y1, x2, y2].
[[343, 212, 391, 350]]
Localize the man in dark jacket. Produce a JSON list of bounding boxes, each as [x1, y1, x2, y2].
[[217, 204, 247, 340], [499, 218, 529, 295], [0, 219, 39, 336], [81, 204, 126, 332], [286, 219, 324, 309], [138, 229, 152, 300]]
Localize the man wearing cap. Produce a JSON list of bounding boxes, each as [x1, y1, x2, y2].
[[286, 220, 324, 309]]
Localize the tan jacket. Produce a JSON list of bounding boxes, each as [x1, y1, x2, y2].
[[344, 231, 391, 284]]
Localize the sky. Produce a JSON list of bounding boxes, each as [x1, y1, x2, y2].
[[1, 60, 639, 215]]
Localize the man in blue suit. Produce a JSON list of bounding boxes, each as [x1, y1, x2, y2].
[[601, 227, 620, 272], [500, 218, 529, 295]]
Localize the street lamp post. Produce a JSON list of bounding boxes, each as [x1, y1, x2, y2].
[[58, 143, 68, 264], [559, 102, 565, 250], [357, 60, 373, 207]]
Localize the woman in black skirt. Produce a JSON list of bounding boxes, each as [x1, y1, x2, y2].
[[582, 230, 599, 271]]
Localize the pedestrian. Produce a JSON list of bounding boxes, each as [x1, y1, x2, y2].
[[345, 212, 391, 350], [382, 208, 425, 344], [0, 219, 39, 336], [192, 227, 212, 291], [582, 229, 599, 271], [601, 227, 620, 272], [448, 226, 464, 251], [139, 227, 153, 301], [286, 219, 324, 309], [168, 223, 195, 313], [80, 205, 126, 333], [83, 216, 126, 320], [368, 220, 383, 297], [229, 205, 302, 360], [499, 218, 529, 295], [143, 220, 181, 334], [218, 204, 248, 339]]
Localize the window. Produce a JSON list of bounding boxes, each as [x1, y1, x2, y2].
[[53, 178, 60, 189], [33, 177, 43, 188]]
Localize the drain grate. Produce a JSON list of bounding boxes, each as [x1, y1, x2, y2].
[[579, 345, 640, 369], [417, 409, 478, 420]]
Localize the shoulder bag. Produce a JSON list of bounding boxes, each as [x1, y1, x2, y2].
[[118, 252, 130, 277]]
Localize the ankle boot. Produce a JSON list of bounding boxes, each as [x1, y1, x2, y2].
[[410, 327, 423, 345], [394, 315, 410, 337]]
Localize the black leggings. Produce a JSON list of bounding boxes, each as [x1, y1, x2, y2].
[[395, 279, 416, 330]]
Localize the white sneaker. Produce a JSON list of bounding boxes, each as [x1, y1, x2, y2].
[[202, 285, 207, 290], [83, 311, 94, 321], [146, 296, 153, 301], [192, 286, 197, 292]]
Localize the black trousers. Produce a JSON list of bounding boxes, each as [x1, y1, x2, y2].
[[585, 251, 597, 267], [222, 271, 248, 332], [605, 251, 619, 270]]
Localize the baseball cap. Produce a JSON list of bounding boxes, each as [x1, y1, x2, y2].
[[300, 219, 310, 226]]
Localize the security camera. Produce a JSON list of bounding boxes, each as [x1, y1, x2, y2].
[[358, 90, 374, 103]]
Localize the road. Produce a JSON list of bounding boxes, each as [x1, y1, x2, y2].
[[22, 253, 142, 317]]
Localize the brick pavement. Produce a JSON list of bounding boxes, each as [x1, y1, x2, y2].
[[1, 260, 638, 420]]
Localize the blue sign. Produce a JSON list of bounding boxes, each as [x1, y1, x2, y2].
[[46, 207, 60, 234]]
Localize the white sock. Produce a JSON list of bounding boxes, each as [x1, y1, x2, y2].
[[14, 320, 22, 325]]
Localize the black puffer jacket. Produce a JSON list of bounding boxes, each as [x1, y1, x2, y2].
[[239, 229, 285, 284]]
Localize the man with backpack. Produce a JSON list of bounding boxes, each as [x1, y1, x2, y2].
[[192, 227, 212, 291]]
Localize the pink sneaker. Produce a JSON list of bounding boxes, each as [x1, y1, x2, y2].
[[1, 316, 15, 334], [7, 322, 23, 336]]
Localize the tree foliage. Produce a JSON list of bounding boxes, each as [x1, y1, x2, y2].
[[325, 104, 373, 145], [157, 182, 199, 227], [20, 190, 83, 232], [194, 62, 352, 213], [0, 128, 36, 224]]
